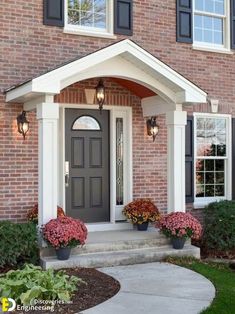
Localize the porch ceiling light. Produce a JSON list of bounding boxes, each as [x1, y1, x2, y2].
[[17, 111, 29, 140], [147, 116, 159, 142], [95, 79, 105, 112]]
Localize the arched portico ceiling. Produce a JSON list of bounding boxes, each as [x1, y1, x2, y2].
[[5, 39, 207, 105]]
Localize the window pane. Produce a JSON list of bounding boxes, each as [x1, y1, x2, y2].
[[72, 116, 100, 130], [195, 0, 224, 14], [194, 14, 223, 45], [68, 0, 107, 29], [196, 117, 227, 156], [116, 118, 124, 205], [195, 0, 204, 11], [196, 184, 205, 197], [215, 185, 225, 196], [216, 172, 224, 184], [205, 185, 215, 197], [215, 160, 224, 171]]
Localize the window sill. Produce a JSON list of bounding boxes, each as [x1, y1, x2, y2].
[[193, 197, 226, 209], [192, 44, 234, 55], [63, 28, 117, 39]]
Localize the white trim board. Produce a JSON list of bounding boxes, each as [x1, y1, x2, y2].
[[58, 103, 133, 231], [6, 39, 207, 105]]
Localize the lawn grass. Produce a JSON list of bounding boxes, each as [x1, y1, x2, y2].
[[165, 257, 235, 314]]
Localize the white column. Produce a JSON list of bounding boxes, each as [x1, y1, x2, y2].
[[37, 102, 59, 226], [166, 110, 187, 213]]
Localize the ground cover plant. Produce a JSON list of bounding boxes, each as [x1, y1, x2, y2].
[[166, 256, 235, 314], [0, 264, 83, 305]]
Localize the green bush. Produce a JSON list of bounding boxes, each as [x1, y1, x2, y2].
[[203, 200, 235, 251], [0, 221, 39, 268], [0, 264, 83, 305]]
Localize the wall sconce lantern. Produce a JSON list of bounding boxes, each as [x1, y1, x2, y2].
[[17, 111, 29, 140], [95, 79, 105, 112], [147, 116, 159, 142]]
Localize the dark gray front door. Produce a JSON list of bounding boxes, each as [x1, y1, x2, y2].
[[65, 109, 110, 223]]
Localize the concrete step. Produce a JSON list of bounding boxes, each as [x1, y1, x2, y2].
[[41, 244, 200, 270], [41, 229, 171, 257]]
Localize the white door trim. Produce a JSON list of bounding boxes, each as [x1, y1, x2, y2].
[[58, 103, 133, 231]]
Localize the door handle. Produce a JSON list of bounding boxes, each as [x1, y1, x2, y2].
[[65, 161, 69, 187]]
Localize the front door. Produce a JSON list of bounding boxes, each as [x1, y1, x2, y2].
[[65, 109, 110, 223]]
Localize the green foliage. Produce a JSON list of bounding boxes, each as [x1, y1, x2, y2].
[[165, 257, 235, 314], [0, 221, 39, 268], [203, 201, 235, 251], [0, 264, 84, 305]]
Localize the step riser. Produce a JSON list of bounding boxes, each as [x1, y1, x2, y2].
[[41, 238, 172, 257], [41, 245, 200, 270]]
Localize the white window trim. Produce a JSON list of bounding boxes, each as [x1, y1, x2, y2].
[[193, 112, 232, 209], [192, 0, 232, 53], [64, 0, 117, 39], [58, 103, 133, 229]]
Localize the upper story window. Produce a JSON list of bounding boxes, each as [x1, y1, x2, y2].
[[65, 0, 114, 37], [194, 0, 225, 46], [176, 0, 233, 53], [194, 114, 231, 206]]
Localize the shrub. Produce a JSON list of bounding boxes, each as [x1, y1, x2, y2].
[[203, 200, 235, 251], [156, 212, 202, 240], [123, 199, 160, 224], [0, 221, 39, 268], [42, 216, 88, 249], [0, 264, 84, 305], [27, 204, 65, 223]]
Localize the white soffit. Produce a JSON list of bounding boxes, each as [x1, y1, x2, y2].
[[5, 39, 207, 104]]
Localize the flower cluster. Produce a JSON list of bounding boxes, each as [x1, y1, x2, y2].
[[42, 216, 88, 249], [156, 212, 202, 240], [27, 204, 65, 223], [123, 199, 160, 224]]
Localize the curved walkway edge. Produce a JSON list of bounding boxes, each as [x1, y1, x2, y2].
[[81, 262, 215, 314]]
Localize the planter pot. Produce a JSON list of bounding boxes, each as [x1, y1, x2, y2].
[[55, 247, 71, 260], [137, 222, 149, 231], [171, 237, 186, 250]]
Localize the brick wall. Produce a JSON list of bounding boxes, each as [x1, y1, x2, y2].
[[1, 0, 235, 220]]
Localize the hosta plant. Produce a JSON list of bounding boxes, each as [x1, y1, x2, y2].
[[123, 199, 160, 224], [42, 216, 88, 249], [27, 204, 65, 223], [0, 264, 84, 305], [156, 212, 202, 240]]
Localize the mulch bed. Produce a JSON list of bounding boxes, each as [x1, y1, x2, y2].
[[15, 268, 120, 314]]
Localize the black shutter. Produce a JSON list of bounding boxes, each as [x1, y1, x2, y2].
[[232, 118, 235, 199], [176, 0, 193, 43], [231, 0, 235, 48], [185, 116, 194, 203], [43, 0, 64, 27], [114, 0, 133, 36]]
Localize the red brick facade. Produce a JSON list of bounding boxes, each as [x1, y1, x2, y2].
[[1, 1, 235, 221]]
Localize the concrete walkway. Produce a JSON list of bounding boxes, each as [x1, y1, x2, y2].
[[82, 262, 215, 314]]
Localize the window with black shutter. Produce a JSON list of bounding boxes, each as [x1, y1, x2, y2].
[[43, 0, 133, 37], [177, 0, 235, 51]]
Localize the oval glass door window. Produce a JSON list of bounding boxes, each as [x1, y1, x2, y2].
[[72, 116, 101, 130]]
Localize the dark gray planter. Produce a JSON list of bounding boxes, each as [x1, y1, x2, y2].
[[172, 237, 186, 249], [55, 247, 71, 260], [137, 222, 149, 231]]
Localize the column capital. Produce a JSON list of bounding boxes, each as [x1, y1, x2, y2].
[[37, 102, 59, 120], [166, 110, 187, 126]]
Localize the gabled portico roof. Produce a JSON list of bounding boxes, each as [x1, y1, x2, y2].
[[5, 39, 207, 104]]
